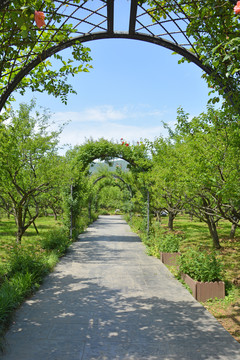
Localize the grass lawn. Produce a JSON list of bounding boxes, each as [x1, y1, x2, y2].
[[0, 215, 61, 268]]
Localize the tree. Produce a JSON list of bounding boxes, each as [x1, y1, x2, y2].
[[0, 101, 64, 242], [173, 106, 240, 247], [150, 137, 186, 231]]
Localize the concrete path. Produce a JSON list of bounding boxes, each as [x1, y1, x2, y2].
[[1, 215, 240, 360]]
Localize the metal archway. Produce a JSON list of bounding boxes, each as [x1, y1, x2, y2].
[[88, 173, 133, 219], [0, 0, 235, 110], [93, 174, 133, 198]]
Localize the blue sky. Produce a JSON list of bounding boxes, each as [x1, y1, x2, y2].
[[13, 1, 217, 153]]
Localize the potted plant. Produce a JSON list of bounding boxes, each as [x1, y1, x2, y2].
[[158, 234, 181, 266], [179, 248, 225, 302]]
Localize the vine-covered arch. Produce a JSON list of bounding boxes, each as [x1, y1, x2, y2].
[[93, 174, 133, 198], [0, 0, 238, 111], [69, 138, 151, 172]]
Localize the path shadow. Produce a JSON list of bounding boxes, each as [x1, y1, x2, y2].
[[3, 271, 240, 360]]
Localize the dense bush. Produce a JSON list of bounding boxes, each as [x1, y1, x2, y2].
[[179, 249, 224, 282], [157, 234, 181, 253], [6, 245, 49, 281], [41, 228, 71, 256]]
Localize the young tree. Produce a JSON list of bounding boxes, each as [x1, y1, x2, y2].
[[150, 137, 186, 230], [0, 101, 64, 242], [174, 106, 240, 247]]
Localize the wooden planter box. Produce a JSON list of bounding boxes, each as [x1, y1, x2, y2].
[[160, 252, 181, 266], [181, 273, 225, 302]]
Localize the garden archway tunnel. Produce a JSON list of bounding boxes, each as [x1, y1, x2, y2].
[[69, 138, 151, 232], [0, 0, 237, 111], [88, 173, 133, 219]]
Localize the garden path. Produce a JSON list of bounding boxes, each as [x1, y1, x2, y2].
[[1, 215, 240, 360]]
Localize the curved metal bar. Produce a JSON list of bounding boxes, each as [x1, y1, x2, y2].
[[93, 174, 133, 197], [0, 31, 214, 111]]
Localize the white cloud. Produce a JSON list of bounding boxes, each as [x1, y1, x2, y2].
[[51, 104, 163, 125], [57, 121, 169, 155], [50, 104, 170, 154]]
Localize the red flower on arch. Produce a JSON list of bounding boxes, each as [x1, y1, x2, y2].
[[234, 1, 240, 14], [34, 11, 46, 28]]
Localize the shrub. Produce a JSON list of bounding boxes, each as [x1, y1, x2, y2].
[[6, 246, 49, 282], [41, 228, 71, 256], [157, 233, 181, 253], [179, 249, 224, 282]]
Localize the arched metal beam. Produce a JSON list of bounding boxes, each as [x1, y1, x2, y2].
[[0, 31, 214, 111], [93, 174, 133, 197]]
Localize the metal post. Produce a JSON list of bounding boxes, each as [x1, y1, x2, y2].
[[70, 183, 73, 238], [147, 190, 150, 235]]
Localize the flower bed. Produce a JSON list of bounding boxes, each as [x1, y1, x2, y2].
[[181, 273, 225, 302], [160, 252, 180, 266]]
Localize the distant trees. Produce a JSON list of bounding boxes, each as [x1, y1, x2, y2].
[[149, 106, 240, 248]]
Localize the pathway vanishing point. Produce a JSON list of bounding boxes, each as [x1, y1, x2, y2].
[[1, 215, 240, 360]]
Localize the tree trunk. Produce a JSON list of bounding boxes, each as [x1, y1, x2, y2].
[[156, 211, 161, 224], [16, 228, 24, 243], [168, 212, 174, 231], [53, 210, 58, 221], [230, 223, 237, 240], [15, 206, 23, 243], [206, 216, 221, 249]]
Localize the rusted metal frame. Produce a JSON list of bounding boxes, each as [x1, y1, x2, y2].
[[16, 0, 64, 82], [52, 9, 107, 29], [107, 0, 114, 33], [67, 16, 107, 32], [0, 31, 214, 111], [138, 2, 192, 48], [137, 5, 178, 44], [139, 0, 196, 53], [88, 19, 107, 33], [93, 174, 133, 197], [1, 31, 235, 109], [70, 4, 107, 31], [52, 2, 81, 30], [136, 22, 190, 41], [137, 15, 189, 28], [129, 0, 138, 35], [136, 22, 190, 45], [169, 0, 202, 54]]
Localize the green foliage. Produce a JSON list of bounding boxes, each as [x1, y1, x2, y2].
[[145, 0, 240, 111], [6, 245, 49, 281], [0, 1, 92, 107], [41, 228, 71, 256], [179, 249, 224, 282], [68, 138, 151, 172], [0, 101, 67, 243], [157, 233, 180, 253]]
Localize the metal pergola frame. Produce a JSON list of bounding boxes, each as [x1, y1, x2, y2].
[[0, 0, 235, 110]]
